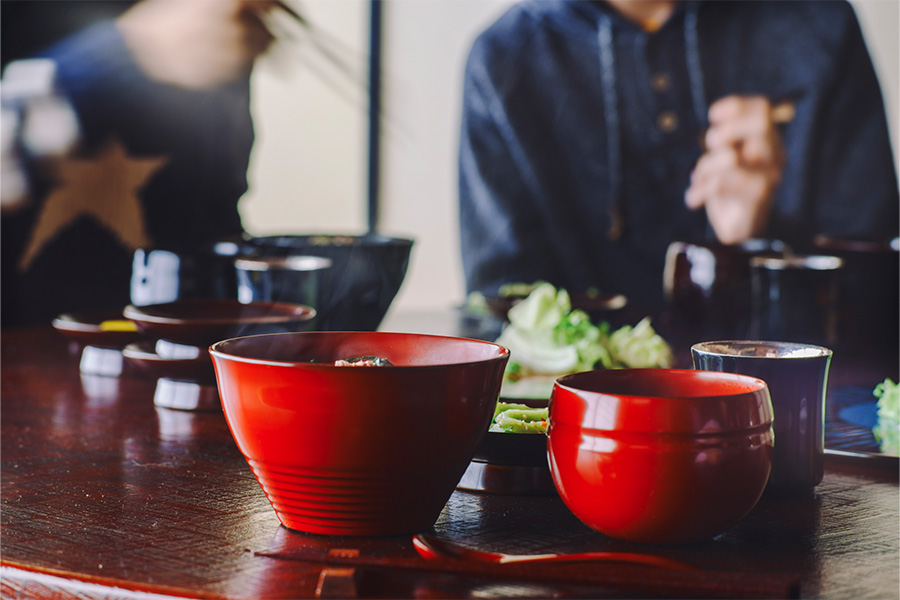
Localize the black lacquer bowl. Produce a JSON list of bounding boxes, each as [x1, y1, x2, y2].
[[244, 234, 413, 331]]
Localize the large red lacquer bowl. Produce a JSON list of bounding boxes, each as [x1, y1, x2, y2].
[[548, 369, 773, 545], [210, 331, 509, 536]]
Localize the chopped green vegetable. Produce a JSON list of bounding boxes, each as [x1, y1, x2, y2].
[[498, 281, 548, 298], [490, 401, 549, 434], [494, 282, 674, 400], [497, 284, 611, 378], [873, 378, 899, 456], [464, 291, 492, 316], [608, 317, 674, 369]]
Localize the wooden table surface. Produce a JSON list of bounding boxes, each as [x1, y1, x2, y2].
[[2, 311, 898, 600]]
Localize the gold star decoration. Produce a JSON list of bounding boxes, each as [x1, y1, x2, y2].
[[19, 139, 169, 270]]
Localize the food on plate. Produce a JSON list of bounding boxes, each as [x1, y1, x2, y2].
[[308, 235, 358, 246], [490, 401, 549, 434], [497, 281, 546, 298], [334, 356, 394, 367], [873, 378, 898, 455], [465, 280, 625, 319], [99, 319, 138, 332], [496, 282, 673, 400]]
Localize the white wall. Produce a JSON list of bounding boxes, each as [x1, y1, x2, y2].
[[243, 0, 899, 315], [378, 0, 516, 313], [243, 2, 369, 236], [851, 0, 899, 170]]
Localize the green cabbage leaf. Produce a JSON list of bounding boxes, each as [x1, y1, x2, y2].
[[873, 378, 899, 456], [496, 283, 673, 399]]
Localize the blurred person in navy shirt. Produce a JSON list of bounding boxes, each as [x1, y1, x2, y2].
[[459, 0, 899, 310]]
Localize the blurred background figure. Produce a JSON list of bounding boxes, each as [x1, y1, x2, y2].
[[459, 0, 899, 311], [1, 0, 278, 327]]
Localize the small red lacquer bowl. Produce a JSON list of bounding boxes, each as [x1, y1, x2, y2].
[[210, 331, 509, 536], [548, 369, 773, 544]]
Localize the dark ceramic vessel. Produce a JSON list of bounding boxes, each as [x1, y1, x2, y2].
[[813, 236, 899, 351], [52, 309, 146, 377], [244, 234, 413, 331], [749, 255, 843, 348], [692, 341, 833, 494], [234, 255, 332, 328], [52, 310, 144, 349], [122, 339, 215, 384], [663, 239, 787, 339], [130, 239, 243, 306], [123, 299, 316, 347]]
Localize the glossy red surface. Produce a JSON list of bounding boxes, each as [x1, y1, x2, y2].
[[548, 369, 774, 544], [124, 299, 316, 346], [209, 331, 509, 536]]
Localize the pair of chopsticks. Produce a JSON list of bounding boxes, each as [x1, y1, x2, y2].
[[264, 1, 400, 138], [770, 97, 797, 125], [255, 543, 801, 599], [269, 0, 364, 91], [698, 94, 800, 153]]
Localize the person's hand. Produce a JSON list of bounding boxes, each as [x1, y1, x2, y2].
[[684, 95, 787, 245], [116, 0, 279, 89]]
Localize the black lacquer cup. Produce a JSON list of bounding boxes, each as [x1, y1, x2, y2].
[[748, 255, 843, 348], [692, 340, 832, 494]]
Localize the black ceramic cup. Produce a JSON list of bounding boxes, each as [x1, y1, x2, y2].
[[663, 239, 787, 339], [749, 255, 843, 348], [244, 234, 413, 331], [234, 255, 332, 329], [813, 236, 899, 352], [130, 240, 242, 306], [691, 340, 833, 494]]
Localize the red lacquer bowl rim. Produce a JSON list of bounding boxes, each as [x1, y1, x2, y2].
[[209, 330, 510, 369], [551, 368, 772, 434], [554, 368, 768, 398]]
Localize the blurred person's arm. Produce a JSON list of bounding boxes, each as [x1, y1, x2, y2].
[[116, 0, 276, 90]]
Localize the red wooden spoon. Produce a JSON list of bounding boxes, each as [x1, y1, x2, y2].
[[412, 534, 698, 571]]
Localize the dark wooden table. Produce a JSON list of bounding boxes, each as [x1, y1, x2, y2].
[[2, 310, 898, 599]]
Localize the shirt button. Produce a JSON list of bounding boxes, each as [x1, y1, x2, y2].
[[657, 111, 679, 133], [651, 72, 670, 93]]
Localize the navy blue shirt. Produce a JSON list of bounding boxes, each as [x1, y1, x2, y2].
[[459, 0, 899, 310]]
